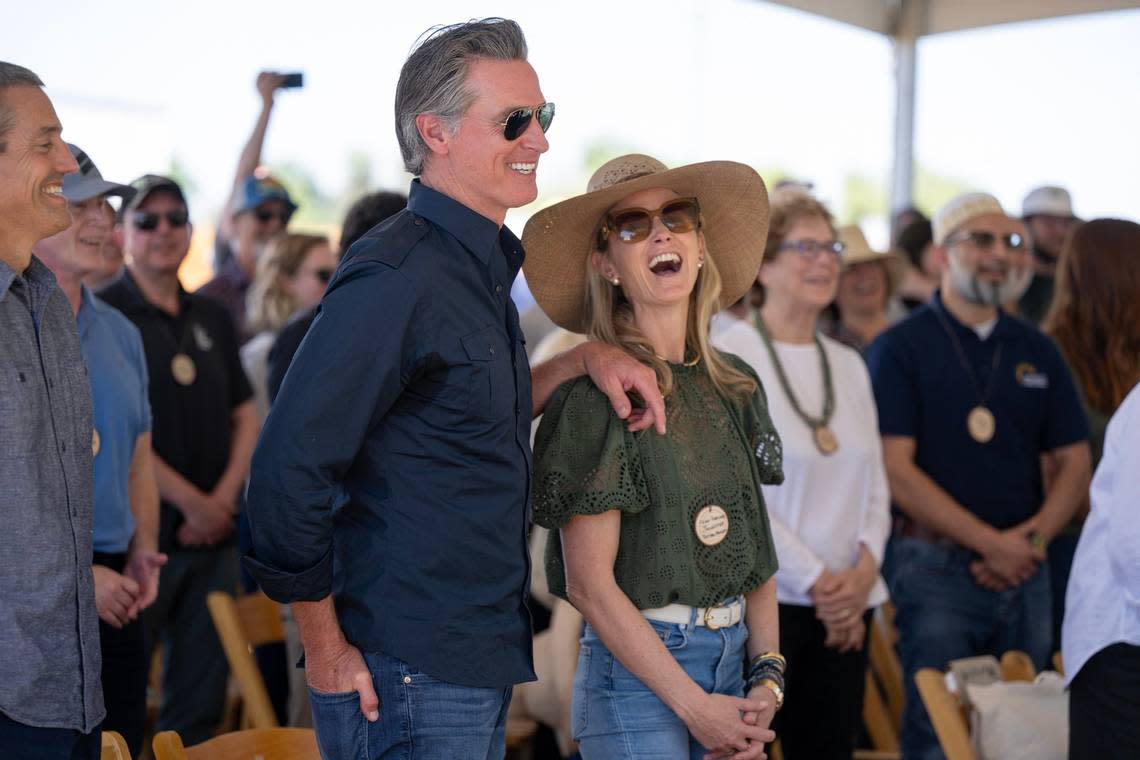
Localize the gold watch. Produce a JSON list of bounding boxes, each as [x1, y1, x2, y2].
[[756, 677, 784, 711]]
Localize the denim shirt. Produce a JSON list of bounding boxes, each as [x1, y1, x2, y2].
[[246, 181, 536, 688], [0, 257, 104, 732]]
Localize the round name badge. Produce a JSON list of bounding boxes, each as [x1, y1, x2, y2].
[[171, 353, 197, 386], [694, 505, 729, 547]]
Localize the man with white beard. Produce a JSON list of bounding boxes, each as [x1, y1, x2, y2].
[[864, 193, 1091, 760]]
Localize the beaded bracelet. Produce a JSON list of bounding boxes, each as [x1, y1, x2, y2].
[[745, 667, 784, 695]]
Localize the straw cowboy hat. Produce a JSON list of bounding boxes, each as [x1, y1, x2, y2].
[[521, 154, 770, 333], [837, 224, 905, 294]]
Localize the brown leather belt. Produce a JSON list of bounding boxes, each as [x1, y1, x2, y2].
[[899, 518, 957, 547]]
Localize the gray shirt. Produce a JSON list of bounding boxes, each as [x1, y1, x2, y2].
[[0, 257, 104, 732]]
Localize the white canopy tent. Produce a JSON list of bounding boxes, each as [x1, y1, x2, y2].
[[763, 0, 1140, 215]]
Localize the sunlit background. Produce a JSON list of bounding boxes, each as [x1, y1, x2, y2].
[[6, 0, 1139, 289]]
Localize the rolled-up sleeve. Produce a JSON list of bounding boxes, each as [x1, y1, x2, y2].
[[243, 262, 421, 602]]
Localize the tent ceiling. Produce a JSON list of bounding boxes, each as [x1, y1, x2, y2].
[[764, 0, 1140, 38]]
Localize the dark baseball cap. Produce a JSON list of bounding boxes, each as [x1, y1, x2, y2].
[[122, 174, 189, 218], [62, 144, 135, 204]]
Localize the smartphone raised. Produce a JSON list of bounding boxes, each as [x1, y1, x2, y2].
[[280, 72, 304, 89]]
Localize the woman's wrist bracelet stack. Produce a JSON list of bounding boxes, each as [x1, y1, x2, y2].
[[744, 652, 786, 710]]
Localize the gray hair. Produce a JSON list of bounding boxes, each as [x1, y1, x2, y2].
[[0, 62, 45, 153], [394, 18, 528, 175]]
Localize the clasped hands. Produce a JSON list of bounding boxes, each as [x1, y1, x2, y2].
[[810, 562, 876, 653], [970, 518, 1046, 592]]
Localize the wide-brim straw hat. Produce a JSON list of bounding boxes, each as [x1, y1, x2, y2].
[[522, 154, 769, 333], [838, 225, 905, 295]]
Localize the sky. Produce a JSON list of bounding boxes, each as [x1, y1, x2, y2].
[[5, 0, 1139, 255]]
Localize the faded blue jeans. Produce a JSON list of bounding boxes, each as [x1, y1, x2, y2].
[[891, 536, 1051, 760], [573, 611, 748, 759], [308, 652, 512, 760]]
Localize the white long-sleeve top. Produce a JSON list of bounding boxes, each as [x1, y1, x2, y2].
[[712, 313, 891, 608], [1062, 382, 1140, 686]]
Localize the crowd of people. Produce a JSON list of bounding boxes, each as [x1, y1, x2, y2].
[[1, 14, 1137, 760]]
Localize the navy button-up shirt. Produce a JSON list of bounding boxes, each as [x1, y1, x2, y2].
[[866, 291, 1088, 530], [245, 181, 536, 688]]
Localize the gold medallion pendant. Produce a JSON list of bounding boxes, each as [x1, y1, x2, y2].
[[813, 425, 839, 455], [92, 429, 101, 457], [694, 505, 730, 547], [171, 353, 197, 386], [967, 406, 995, 443]]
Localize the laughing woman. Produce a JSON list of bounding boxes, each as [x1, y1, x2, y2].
[[522, 155, 784, 760], [712, 190, 891, 760]]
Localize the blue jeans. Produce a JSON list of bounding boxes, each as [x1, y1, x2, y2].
[[891, 537, 1051, 760], [573, 613, 748, 759], [309, 651, 512, 760]]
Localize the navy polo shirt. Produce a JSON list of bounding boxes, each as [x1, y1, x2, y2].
[[865, 292, 1087, 530], [245, 180, 536, 688]]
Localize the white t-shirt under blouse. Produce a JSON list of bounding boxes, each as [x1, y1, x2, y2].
[[712, 312, 891, 609]]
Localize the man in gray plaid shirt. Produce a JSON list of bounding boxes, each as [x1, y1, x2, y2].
[[0, 61, 104, 759]]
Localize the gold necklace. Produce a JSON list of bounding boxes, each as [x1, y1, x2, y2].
[[646, 347, 702, 366]]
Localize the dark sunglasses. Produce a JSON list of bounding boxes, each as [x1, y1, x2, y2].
[[778, 239, 846, 259], [600, 197, 702, 245], [947, 230, 1025, 251], [495, 102, 555, 141], [313, 268, 334, 284], [255, 208, 293, 225], [131, 208, 189, 231]]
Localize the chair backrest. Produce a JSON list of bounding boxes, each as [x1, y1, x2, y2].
[[153, 728, 319, 760], [1000, 650, 1036, 683], [101, 731, 131, 760], [862, 669, 900, 753], [206, 590, 283, 729], [868, 602, 905, 729], [1051, 650, 1064, 676], [915, 668, 977, 760]]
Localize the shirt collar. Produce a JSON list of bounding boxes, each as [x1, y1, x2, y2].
[[931, 289, 1015, 341], [0, 256, 58, 304], [407, 179, 506, 267], [119, 268, 193, 315]]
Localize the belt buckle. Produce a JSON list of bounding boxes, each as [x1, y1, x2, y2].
[[703, 606, 731, 630]]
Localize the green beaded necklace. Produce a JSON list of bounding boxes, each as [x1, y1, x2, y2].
[[753, 311, 839, 455]]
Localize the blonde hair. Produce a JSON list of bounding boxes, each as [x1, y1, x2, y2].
[[247, 233, 330, 333], [585, 211, 755, 401]]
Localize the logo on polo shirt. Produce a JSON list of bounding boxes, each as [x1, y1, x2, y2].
[[192, 324, 214, 352], [1016, 362, 1049, 389]]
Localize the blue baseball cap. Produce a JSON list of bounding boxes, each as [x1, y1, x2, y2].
[[235, 175, 298, 217]]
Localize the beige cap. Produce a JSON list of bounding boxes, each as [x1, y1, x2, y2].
[[837, 225, 905, 294], [932, 192, 1005, 246], [1022, 186, 1075, 219]]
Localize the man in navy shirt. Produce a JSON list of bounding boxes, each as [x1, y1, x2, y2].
[[244, 18, 665, 760], [866, 192, 1090, 760]]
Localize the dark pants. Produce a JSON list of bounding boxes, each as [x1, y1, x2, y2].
[[143, 545, 238, 745], [1046, 529, 1080, 655], [0, 713, 100, 760], [891, 536, 1051, 760], [771, 604, 873, 760], [1069, 642, 1140, 759], [93, 552, 148, 758]]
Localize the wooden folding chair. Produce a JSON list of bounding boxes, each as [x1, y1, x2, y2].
[[152, 728, 318, 760], [914, 649, 1040, 760], [100, 731, 131, 760], [868, 602, 904, 729], [206, 590, 286, 730]]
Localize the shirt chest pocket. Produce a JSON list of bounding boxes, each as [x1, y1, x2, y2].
[[461, 327, 510, 421], [0, 365, 50, 458]]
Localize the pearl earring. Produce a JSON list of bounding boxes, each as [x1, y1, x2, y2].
[[611, 277, 620, 286], [698, 259, 704, 269]]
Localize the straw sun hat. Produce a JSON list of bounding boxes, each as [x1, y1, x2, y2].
[[837, 225, 905, 294], [521, 154, 770, 333]]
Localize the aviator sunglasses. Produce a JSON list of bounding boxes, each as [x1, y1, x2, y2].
[[130, 208, 189, 231], [255, 208, 293, 225], [600, 197, 702, 245], [490, 102, 556, 141], [946, 230, 1025, 251]]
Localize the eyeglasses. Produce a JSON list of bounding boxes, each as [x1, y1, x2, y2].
[[491, 102, 555, 141], [255, 208, 293, 225], [778, 239, 845, 260], [130, 209, 189, 231], [313, 268, 334, 284], [600, 197, 701, 245], [946, 230, 1026, 251]]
